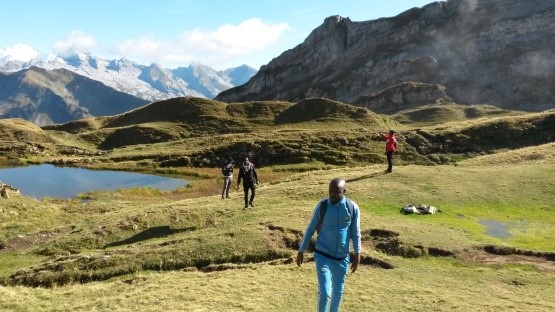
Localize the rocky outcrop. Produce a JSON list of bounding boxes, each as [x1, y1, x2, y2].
[[216, 0, 555, 111], [355, 82, 451, 114], [1, 181, 20, 198]]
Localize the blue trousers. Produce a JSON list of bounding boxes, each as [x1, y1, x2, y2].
[[314, 252, 350, 312]]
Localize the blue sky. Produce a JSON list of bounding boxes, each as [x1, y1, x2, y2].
[[0, 0, 435, 70]]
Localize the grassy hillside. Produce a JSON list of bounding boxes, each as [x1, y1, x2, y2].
[[393, 102, 519, 126], [405, 109, 555, 157], [2, 96, 552, 171], [34, 97, 406, 167], [0, 119, 60, 164], [42, 117, 111, 133], [0, 118, 57, 144], [0, 97, 554, 310], [0, 144, 553, 311]]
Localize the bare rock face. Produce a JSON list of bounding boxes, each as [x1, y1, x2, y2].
[[216, 0, 555, 111], [355, 82, 451, 114]]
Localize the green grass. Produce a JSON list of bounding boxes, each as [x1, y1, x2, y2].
[[0, 257, 553, 311], [1, 150, 554, 310], [0, 99, 554, 310]]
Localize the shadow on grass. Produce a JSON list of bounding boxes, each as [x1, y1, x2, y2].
[[346, 171, 387, 183], [105, 225, 196, 248]]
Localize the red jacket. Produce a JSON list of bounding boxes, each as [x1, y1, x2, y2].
[[381, 133, 397, 152]]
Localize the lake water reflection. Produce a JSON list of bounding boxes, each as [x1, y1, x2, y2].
[[0, 164, 187, 199]]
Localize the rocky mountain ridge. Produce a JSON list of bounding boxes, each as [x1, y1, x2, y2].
[[0, 46, 257, 101], [216, 0, 554, 111]]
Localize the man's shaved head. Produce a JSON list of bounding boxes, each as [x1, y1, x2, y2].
[[329, 178, 346, 189], [329, 178, 346, 203]]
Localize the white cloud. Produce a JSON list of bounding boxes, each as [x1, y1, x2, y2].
[[116, 18, 290, 68], [0, 43, 39, 62], [52, 30, 97, 55]]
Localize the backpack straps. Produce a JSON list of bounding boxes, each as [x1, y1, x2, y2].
[[317, 198, 354, 234], [317, 199, 327, 234]]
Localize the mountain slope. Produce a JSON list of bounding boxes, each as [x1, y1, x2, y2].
[[216, 0, 555, 111], [0, 67, 149, 126]]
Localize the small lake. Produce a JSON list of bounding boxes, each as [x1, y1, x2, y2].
[[0, 164, 187, 199]]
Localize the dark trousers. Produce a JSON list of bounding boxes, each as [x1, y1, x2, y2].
[[386, 151, 394, 172], [243, 181, 256, 206]]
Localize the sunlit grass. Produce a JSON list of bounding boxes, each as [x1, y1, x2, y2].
[[0, 104, 554, 310]]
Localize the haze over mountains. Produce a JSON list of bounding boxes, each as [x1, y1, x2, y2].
[[217, 0, 554, 112]]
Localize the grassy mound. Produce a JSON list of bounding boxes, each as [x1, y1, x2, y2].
[[0, 118, 57, 144], [458, 142, 555, 166], [225, 101, 293, 125], [102, 97, 230, 128], [393, 103, 516, 126], [0, 119, 60, 159], [404, 109, 555, 156], [97, 123, 187, 150], [275, 97, 384, 125], [42, 117, 111, 133]]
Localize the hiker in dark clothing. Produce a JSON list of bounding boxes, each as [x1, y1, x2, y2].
[[221, 157, 234, 199], [237, 157, 258, 209], [379, 130, 397, 173]]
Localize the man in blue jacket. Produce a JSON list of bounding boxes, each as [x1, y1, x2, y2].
[[296, 178, 361, 312]]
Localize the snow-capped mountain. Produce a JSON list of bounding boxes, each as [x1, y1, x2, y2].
[[0, 44, 257, 101]]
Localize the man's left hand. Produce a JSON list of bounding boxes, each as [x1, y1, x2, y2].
[[351, 253, 360, 273]]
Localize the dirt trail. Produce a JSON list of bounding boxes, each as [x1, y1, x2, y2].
[[460, 250, 555, 272], [1, 230, 64, 252]]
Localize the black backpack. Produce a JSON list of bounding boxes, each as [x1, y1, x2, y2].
[[317, 198, 355, 234], [222, 163, 233, 176]]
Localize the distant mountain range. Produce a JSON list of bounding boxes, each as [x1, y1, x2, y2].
[[0, 45, 257, 101], [0, 45, 257, 126], [217, 0, 555, 112]]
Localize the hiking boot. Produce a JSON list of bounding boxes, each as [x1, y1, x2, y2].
[[249, 202, 254, 207], [244, 205, 249, 209]]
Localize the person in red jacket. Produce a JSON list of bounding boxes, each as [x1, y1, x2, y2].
[[380, 130, 397, 173]]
